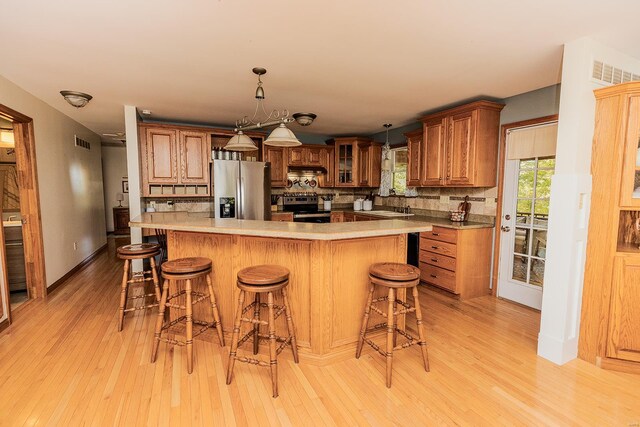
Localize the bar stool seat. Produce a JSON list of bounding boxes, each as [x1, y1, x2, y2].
[[226, 265, 299, 398], [161, 257, 211, 275], [116, 243, 161, 331], [117, 243, 161, 257], [151, 257, 224, 374], [356, 262, 430, 388]]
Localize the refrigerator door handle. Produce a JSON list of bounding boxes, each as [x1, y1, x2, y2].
[[236, 176, 243, 219]]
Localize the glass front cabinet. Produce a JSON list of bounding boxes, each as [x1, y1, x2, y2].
[[619, 95, 640, 208]]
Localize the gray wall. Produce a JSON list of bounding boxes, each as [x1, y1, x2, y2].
[[366, 84, 561, 145], [500, 84, 560, 125]]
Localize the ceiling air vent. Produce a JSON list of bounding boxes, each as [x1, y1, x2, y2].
[[592, 60, 640, 86], [74, 135, 91, 150]]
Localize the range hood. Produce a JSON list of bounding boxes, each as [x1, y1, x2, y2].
[[287, 165, 327, 173]]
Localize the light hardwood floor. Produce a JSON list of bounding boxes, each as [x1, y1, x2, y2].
[[0, 238, 638, 426]]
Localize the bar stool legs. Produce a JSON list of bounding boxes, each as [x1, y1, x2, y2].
[[151, 257, 224, 374], [151, 277, 170, 363], [356, 262, 430, 388], [117, 244, 162, 332], [282, 287, 299, 363], [226, 264, 298, 398], [118, 259, 131, 332], [226, 290, 245, 385], [267, 291, 278, 398], [412, 285, 430, 371]]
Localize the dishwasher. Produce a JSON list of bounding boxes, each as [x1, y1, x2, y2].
[[407, 232, 420, 268]]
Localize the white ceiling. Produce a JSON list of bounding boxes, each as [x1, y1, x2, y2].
[[1, 0, 639, 142]]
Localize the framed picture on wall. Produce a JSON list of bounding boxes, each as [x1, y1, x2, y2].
[[122, 179, 129, 193]]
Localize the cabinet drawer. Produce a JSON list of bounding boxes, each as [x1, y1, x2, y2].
[[420, 238, 457, 258], [419, 262, 457, 293], [422, 226, 457, 244], [419, 251, 456, 271]]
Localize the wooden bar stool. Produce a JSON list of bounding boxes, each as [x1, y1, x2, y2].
[[356, 262, 430, 388], [226, 265, 299, 398], [151, 257, 225, 374], [116, 243, 162, 331]]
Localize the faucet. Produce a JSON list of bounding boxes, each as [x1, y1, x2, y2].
[[8, 215, 17, 221]]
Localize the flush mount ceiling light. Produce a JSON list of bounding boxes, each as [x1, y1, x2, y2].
[[382, 124, 393, 171], [60, 90, 93, 108], [225, 67, 317, 151]]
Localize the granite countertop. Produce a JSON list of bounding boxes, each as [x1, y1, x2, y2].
[[130, 212, 433, 241], [331, 209, 494, 230]]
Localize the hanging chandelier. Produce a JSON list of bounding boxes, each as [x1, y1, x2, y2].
[[225, 67, 317, 151]]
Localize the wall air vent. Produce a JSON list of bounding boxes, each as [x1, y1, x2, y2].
[[592, 60, 640, 86], [74, 135, 90, 150]]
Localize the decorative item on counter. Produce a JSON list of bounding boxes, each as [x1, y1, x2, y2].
[[354, 198, 364, 211], [363, 192, 374, 211], [450, 210, 465, 222], [458, 195, 471, 222], [147, 201, 156, 213], [321, 194, 334, 211]]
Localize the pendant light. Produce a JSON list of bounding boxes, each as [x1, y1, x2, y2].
[[224, 131, 258, 151], [382, 124, 392, 171], [226, 67, 315, 151]]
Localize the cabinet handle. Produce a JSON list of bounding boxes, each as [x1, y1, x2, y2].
[[431, 258, 438, 262], [430, 274, 437, 278], [432, 232, 439, 236], [431, 246, 439, 249]]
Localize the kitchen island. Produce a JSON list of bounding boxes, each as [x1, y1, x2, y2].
[[130, 212, 433, 364]]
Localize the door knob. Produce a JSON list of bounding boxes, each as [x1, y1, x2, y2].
[[501, 226, 511, 232]]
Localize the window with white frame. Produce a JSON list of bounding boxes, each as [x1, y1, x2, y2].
[[390, 147, 407, 195]]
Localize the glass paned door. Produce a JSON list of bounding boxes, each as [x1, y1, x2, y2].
[[498, 155, 555, 309]]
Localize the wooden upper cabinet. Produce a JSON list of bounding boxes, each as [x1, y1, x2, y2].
[[606, 255, 640, 362], [288, 146, 324, 167], [263, 145, 288, 187], [333, 138, 359, 187], [358, 143, 371, 186], [445, 110, 475, 186], [422, 117, 446, 186], [306, 146, 324, 167], [179, 130, 209, 184], [288, 147, 305, 166], [318, 146, 335, 187], [357, 140, 382, 187], [420, 100, 504, 187], [332, 137, 380, 188], [144, 127, 178, 184], [405, 129, 422, 187], [619, 95, 640, 208]]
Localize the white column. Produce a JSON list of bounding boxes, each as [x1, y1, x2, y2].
[[124, 105, 143, 270], [537, 38, 640, 364]]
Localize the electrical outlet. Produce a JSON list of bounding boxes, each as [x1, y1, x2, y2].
[[73, 242, 77, 250]]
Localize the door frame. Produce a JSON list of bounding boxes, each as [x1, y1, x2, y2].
[[491, 115, 558, 296], [0, 104, 47, 317]]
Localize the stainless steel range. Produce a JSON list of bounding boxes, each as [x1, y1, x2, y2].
[[282, 193, 331, 223]]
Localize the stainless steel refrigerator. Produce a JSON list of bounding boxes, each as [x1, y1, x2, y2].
[[212, 160, 271, 220]]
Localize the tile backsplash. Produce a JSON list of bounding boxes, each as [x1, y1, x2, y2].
[[375, 186, 498, 218], [143, 173, 498, 220]]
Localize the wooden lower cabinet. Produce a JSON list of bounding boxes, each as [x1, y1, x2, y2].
[[606, 255, 640, 363], [113, 207, 130, 235], [343, 212, 356, 222], [330, 212, 344, 223], [419, 226, 492, 299], [271, 212, 294, 222]]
